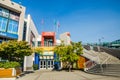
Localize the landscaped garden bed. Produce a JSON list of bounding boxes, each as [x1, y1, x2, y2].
[[0, 62, 21, 78]]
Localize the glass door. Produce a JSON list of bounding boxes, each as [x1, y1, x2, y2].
[[40, 56, 54, 69], [47, 60, 54, 69], [40, 60, 46, 69]]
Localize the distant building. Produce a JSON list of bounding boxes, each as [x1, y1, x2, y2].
[[34, 32, 61, 69], [109, 39, 120, 48], [60, 32, 71, 45], [56, 39, 61, 46]]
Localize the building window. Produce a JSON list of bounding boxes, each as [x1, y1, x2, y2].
[[9, 12, 19, 21], [44, 40, 47, 46], [0, 7, 9, 18], [7, 20, 18, 34], [32, 41, 35, 47], [0, 16, 8, 32], [22, 22, 27, 41], [30, 31, 35, 47], [38, 41, 41, 47], [0, 8, 2, 16], [0, 7, 19, 35], [44, 38, 54, 46]]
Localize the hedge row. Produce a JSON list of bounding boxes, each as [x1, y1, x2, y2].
[[0, 62, 20, 69]]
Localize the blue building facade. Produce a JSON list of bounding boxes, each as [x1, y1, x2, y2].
[[0, 7, 20, 41]]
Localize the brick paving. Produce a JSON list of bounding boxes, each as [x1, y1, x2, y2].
[[16, 70, 120, 80]]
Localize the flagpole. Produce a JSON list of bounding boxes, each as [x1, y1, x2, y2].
[[57, 21, 60, 39], [41, 19, 44, 33], [57, 26, 59, 39], [54, 20, 57, 39], [53, 20, 55, 32], [54, 20, 60, 39], [56, 24, 58, 39]]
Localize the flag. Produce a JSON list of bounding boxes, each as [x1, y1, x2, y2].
[[54, 19, 57, 26], [57, 21, 60, 27], [54, 20, 60, 27]]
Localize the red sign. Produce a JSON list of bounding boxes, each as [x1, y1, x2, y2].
[[42, 32, 55, 36]]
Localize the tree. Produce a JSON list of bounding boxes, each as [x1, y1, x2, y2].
[[32, 47, 43, 70], [33, 47, 43, 55], [0, 40, 32, 63], [54, 42, 83, 71]]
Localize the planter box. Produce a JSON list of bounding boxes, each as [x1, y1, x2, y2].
[[0, 68, 21, 78]]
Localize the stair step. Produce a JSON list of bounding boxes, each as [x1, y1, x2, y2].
[[86, 63, 120, 77]]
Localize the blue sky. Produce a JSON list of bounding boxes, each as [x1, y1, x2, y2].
[[13, 0, 120, 43]]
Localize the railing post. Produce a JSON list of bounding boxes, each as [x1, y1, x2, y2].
[[100, 56, 111, 73], [100, 64, 103, 72]]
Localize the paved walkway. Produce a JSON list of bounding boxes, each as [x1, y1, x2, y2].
[[16, 70, 120, 80]]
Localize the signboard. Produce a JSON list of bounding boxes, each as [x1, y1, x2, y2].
[[42, 32, 55, 36], [43, 51, 54, 56], [0, 31, 18, 39]]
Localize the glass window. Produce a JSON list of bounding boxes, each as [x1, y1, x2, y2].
[[22, 22, 27, 41], [2, 8, 9, 18], [7, 20, 13, 33], [44, 38, 54, 46], [10, 12, 19, 21], [32, 41, 35, 47], [41, 61, 42, 65], [51, 61, 53, 65], [7, 20, 19, 34], [0, 16, 8, 32], [48, 61, 50, 65], [38, 41, 41, 46], [0, 8, 2, 16], [0, 7, 9, 18], [0, 8, 2, 12]]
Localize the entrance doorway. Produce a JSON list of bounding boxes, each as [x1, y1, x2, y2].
[[40, 59, 54, 69]]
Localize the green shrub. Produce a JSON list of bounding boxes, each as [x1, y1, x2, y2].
[[0, 63, 4, 68], [33, 64, 39, 70], [0, 62, 20, 69]]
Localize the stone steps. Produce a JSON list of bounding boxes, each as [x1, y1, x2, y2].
[[86, 64, 120, 77]]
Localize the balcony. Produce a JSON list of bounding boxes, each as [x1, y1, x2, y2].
[[36, 46, 55, 51]]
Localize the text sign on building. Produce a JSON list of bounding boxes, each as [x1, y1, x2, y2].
[[42, 32, 55, 36], [0, 31, 18, 39]]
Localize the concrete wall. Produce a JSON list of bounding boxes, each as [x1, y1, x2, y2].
[[24, 55, 33, 71], [25, 14, 39, 46]]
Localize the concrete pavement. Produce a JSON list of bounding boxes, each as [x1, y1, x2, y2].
[[16, 70, 120, 80], [0, 78, 16, 80]]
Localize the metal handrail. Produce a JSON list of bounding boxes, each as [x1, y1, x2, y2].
[[100, 56, 111, 72], [84, 49, 100, 71], [84, 60, 97, 71]]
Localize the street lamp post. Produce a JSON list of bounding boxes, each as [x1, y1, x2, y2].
[[99, 37, 104, 46]]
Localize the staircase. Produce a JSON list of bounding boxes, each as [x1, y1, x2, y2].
[[86, 64, 120, 77], [83, 46, 120, 77], [83, 49, 120, 64], [100, 47, 120, 59]]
